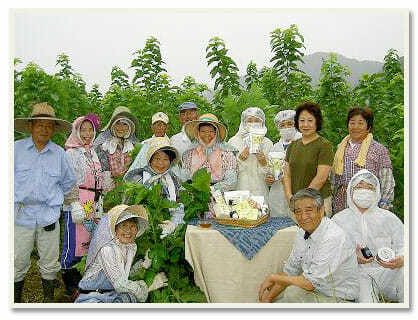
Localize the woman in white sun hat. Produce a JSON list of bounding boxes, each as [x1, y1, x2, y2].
[[75, 204, 168, 303]]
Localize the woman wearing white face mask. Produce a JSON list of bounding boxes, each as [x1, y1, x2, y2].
[[265, 110, 302, 217], [228, 107, 273, 199], [332, 169, 404, 303]]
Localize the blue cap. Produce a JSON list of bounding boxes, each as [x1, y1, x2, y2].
[[178, 102, 198, 112]]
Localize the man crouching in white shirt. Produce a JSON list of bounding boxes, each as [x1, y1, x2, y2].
[[258, 188, 359, 303]]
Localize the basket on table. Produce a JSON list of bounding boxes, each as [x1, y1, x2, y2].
[[214, 213, 269, 229]]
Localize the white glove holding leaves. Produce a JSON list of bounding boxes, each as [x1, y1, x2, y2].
[[71, 201, 85, 224], [159, 220, 177, 239], [142, 249, 152, 269], [128, 249, 152, 278], [147, 272, 168, 292], [170, 204, 185, 226], [129, 259, 144, 278]]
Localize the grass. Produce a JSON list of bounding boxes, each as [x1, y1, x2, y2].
[[18, 215, 72, 303], [19, 250, 72, 303]]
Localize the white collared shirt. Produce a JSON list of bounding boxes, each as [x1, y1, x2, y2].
[[283, 217, 359, 301], [170, 128, 192, 158]]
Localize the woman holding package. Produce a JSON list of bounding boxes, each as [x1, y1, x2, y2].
[[124, 137, 184, 238], [332, 107, 395, 213], [93, 106, 138, 184], [332, 169, 403, 302], [183, 113, 238, 194], [61, 113, 112, 298], [75, 204, 168, 303], [282, 102, 334, 217], [265, 110, 302, 217], [228, 107, 273, 199]]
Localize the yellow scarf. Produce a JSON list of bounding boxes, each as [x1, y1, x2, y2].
[[333, 133, 373, 175]]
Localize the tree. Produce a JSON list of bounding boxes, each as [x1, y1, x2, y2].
[[245, 61, 260, 90], [111, 66, 130, 89], [14, 61, 92, 146], [268, 25, 306, 107], [131, 36, 168, 91], [88, 83, 103, 112], [270, 25, 305, 78], [316, 54, 352, 145], [206, 37, 241, 102], [383, 49, 403, 82], [55, 53, 74, 79], [181, 76, 209, 94]]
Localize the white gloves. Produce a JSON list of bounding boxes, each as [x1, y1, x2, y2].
[[170, 204, 185, 225], [159, 220, 177, 239], [158, 205, 185, 239], [142, 249, 152, 269], [71, 201, 85, 224], [129, 249, 152, 278], [102, 171, 115, 192], [147, 272, 168, 292]]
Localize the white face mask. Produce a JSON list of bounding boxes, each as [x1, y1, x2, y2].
[[279, 127, 297, 141], [352, 189, 376, 209], [246, 122, 262, 131]]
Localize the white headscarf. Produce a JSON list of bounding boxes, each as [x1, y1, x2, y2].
[[274, 110, 296, 127], [101, 118, 136, 154], [346, 169, 382, 247], [237, 107, 267, 136]]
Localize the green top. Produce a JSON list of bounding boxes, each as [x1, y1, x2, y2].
[[285, 136, 334, 199]]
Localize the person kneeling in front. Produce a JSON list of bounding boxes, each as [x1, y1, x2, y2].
[[258, 188, 359, 303]]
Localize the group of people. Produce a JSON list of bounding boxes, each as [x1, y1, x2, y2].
[[13, 99, 404, 304]]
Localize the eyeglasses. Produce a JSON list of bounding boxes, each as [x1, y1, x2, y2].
[[293, 208, 318, 218]]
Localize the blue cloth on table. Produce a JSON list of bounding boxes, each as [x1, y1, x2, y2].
[[189, 216, 296, 260]]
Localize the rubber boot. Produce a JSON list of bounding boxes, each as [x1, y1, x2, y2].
[[14, 281, 24, 303], [41, 279, 56, 303], [61, 268, 82, 298]]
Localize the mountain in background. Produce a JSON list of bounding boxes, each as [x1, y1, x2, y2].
[[297, 52, 384, 87]]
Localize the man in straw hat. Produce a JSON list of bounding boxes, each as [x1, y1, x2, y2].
[[14, 102, 76, 303]]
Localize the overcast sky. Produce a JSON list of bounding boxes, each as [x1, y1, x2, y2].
[[13, 9, 407, 92]]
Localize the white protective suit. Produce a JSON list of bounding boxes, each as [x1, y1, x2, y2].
[[268, 110, 302, 217], [332, 169, 404, 303], [228, 108, 273, 199]]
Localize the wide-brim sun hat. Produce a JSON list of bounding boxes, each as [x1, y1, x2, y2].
[[184, 113, 227, 142], [14, 102, 72, 134], [108, 204, 149, 238], [102, 106, 139, 134], [146, 137, 180, 166]]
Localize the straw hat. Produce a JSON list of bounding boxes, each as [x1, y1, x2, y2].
[[108, 204, 149, 238], [14, 102, 72, 134], [184, 113, 227, 142], [146, 137, 180, 165], [101, 106, 139, 134]]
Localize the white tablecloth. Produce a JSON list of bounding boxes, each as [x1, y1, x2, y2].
[[185, 224, 298, 303]]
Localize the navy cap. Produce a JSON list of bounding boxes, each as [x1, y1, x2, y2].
[[178, 102, 198, 112]]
